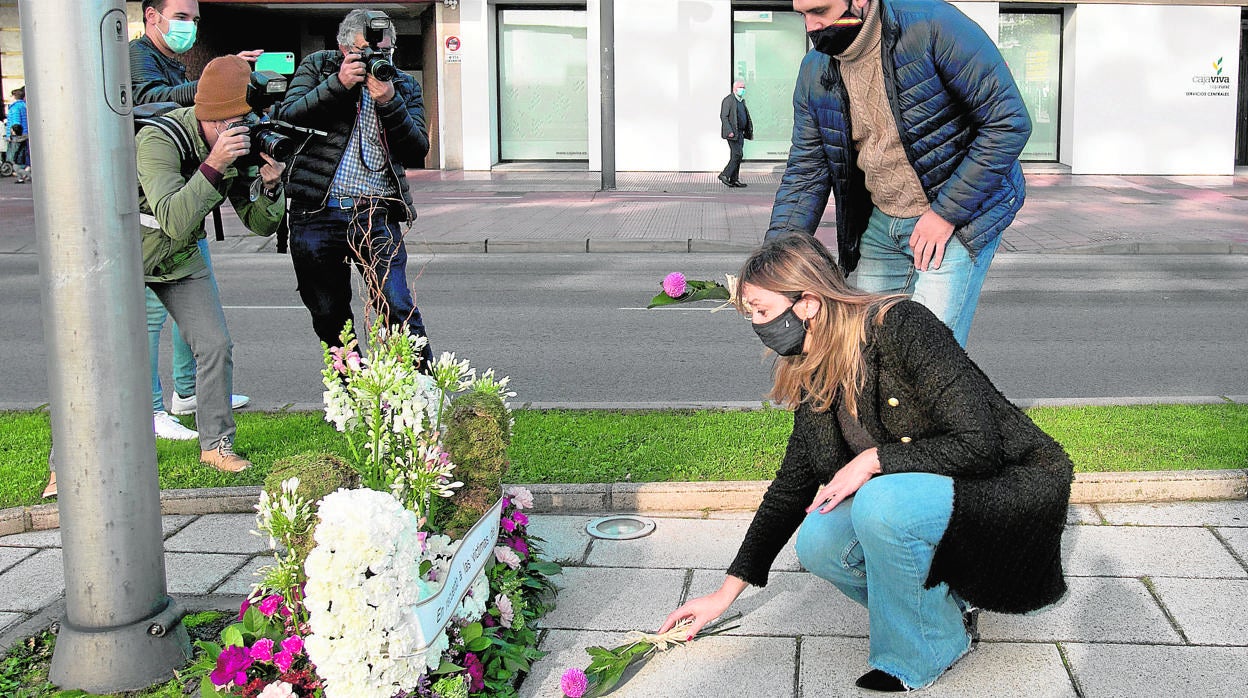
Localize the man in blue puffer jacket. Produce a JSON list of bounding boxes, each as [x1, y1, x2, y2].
[[767, 0, 1031, 346]]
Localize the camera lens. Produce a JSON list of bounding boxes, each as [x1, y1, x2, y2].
[[366, 55, 396, 82], [254, 129, 295, 160]]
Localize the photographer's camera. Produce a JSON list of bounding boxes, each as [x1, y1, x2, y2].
[[360, 11, 397, 82]]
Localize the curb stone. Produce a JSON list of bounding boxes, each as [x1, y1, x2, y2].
[[2, 471, 1243, 536]]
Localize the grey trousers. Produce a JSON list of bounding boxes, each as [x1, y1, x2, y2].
[[147, 269, 235, 451]]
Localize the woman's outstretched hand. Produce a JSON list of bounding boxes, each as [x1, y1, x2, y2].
[[807, 447, 882, 514], [659, 576, 747, 639]]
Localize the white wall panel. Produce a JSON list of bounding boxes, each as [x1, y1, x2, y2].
[[951, 1, 1000, 42], [1065, 5, 1240, 175], [614, 1, 732, 171]]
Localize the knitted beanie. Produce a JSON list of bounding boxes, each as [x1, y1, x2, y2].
[[194, 55, 251, 121]]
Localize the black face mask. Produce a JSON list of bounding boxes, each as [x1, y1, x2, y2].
[[808, 9, 865, 57], [752, 304, 807, 356]]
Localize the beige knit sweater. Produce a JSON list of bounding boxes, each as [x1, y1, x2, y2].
[[836, 1, 929, 218]]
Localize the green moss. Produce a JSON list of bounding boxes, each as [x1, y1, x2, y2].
[[438, 392, 510, 537], [263, 452, 360, 558]]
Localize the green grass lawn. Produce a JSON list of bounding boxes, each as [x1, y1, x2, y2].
[[1, 404, 1245, 509]]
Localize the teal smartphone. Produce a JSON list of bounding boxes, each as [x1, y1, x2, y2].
[[255, 52, 295, 75]]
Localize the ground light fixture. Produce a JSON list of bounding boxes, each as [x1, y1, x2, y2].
[[585, 514, 657, 540]]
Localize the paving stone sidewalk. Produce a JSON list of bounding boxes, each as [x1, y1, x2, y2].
[[2, 500, 1246, 696]]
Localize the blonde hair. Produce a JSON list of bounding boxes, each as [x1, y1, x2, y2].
[[736, 233, 905, 416]]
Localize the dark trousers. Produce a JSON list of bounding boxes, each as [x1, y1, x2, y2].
[[720, 137, 744, 182], [289, 205, 432, 367]]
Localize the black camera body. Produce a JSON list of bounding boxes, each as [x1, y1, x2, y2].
[[224, 116, 301, 163], [360, 10, 397, 82], [247, 70, 288, 114]]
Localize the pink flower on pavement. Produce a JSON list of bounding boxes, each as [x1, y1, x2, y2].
[[561, 667, 589, 698], [495, 545, 521, 570], [662, 272, 687, 298], [249, 637, 275, 662], [273, 650, 295, 673], [258, 594, 283, 617], [257, 680, 298, 698], [280, 635, 304, 655], [505, 486, 534, 509]]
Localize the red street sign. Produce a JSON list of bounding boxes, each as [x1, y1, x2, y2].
[[445, 36, 461, 52]]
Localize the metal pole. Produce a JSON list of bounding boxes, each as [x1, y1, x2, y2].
[[21, 0, 190, 691], [599, 0, 616, 190]]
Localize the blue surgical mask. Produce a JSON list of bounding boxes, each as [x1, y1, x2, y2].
[[161, 14, 197, 54], [735, 88, 745, 98]]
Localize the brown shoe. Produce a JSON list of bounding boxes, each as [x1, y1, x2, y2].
[[42, 472, 57, 498], [200, 436, 251, 473]]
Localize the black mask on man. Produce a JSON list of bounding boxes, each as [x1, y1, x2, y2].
[[752, 304, 807, 356], [808, 8, 866, 57]]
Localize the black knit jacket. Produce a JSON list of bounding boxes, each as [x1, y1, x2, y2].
[[727, 301, 1073, 614], [274, 50, 429, 219]]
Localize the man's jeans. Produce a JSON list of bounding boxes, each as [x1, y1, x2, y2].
[[289, 206, 431, 365], [853, 208, 1001, 346], [146, 268, 234, 451], [146, 238, 212, 412], [794, 473, 970, 689]]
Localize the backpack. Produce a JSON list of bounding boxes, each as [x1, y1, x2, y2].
[[134, 107, 226, 243]]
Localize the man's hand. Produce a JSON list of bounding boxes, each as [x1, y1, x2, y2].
[[366, 75, 396, 104], [258, 153, 285, 192], [338, 52, 367, 89], [236, 49, 263, 63], [909, 209, 955, 272], [205, 123, 250, 172]]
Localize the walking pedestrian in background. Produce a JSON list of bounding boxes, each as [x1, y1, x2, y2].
[[718, 79, 753, 188]]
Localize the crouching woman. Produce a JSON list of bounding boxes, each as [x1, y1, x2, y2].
[[661, 233, 1073, 692]]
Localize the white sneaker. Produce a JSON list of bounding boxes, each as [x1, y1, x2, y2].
[[170, 393, 251, 415], [153, 410, 199, 440]]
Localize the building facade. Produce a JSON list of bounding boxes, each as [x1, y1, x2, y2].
[[1, 0, 1244, 174]]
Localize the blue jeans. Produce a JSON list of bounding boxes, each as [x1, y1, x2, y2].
[[289, 206, 431, 365], [146, 238, 213, 412], [853, 208, 1001, 347], [794, 473, 969, 689]]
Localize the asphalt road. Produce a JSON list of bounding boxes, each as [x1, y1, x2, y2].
[[1, 252, 1245, 407]]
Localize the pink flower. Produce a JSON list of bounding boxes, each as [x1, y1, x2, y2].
[[512, 511, 529, 527], [495, 545, 521, 570], [463, 652, 485, 692], [280, 635, 304, 655], [329, 346, 362, 374], [662, 272, 687, 298], [249, 637, 275, 662], [500, 517, 517, 533], [507, 535, 530, 558], [210, 645, 252, 687], [258, 594, 283, 617], [257, 680, 298, 698], [273, 650, 295, 673], [237, 598, 251, 621], [505, 486, 534, 510], [496, 594, 515, 627], [561, 667, 589, 698]]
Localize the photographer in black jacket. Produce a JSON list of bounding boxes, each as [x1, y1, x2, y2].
[[275, 8, 432, 368]]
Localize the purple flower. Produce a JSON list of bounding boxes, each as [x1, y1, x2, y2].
[[500, 517, 517, 533], [513, 511, 529, 527], [280, 635, 304, 655], [209, 645, 252, 687], [561, 667, 589, 698], [463, 652, 485, 692], [258, 594, 283, 617], [662, 272, 687, 299], [273, 650, 295, 673], [507, 535, 530, 558], [237, 598, 251, 621], [249, 637, 275, 662]]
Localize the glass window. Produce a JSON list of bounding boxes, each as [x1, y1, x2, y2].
[[999, 12, 1062, 161], [498, 10, 588, 160], [733, 10, 807, 161]]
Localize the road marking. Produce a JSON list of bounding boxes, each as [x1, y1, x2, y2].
[[222, 305, 305, 310]]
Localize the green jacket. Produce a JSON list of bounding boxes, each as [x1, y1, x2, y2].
[[137, 107, 285, 281]]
